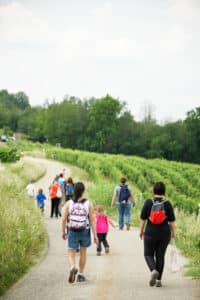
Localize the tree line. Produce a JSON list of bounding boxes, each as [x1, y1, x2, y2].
[[0, 89, 200, 163]]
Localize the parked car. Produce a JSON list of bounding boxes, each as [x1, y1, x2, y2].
[[1, 135, 8, 142]]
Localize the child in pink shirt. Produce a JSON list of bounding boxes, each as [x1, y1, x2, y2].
[[95, 205, 115, 256]]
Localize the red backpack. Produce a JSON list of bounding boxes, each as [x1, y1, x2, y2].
[[149, 199, 167, 224]]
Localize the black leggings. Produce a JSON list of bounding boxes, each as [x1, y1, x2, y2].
[[144, 233, 171, 280], [51, 197, 60, 217], [97, 233, 109, 252]]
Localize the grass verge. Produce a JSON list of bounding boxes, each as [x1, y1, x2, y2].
[[0, 159, 47, 295]]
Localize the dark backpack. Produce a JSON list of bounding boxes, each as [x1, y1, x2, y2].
[[118, 185, 130, 205], [149, 199, 166, 224]]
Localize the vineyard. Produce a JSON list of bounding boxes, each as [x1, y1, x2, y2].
[[45, 147, 200, 214]]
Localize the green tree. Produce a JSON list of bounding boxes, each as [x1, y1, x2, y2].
[[86, 95, 123, 152]]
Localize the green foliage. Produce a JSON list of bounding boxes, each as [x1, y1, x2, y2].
[[0, 146, 20, 162], [0, 160, 46, 295], [1, 89, 200, 164], [176, 210, 200, 278]]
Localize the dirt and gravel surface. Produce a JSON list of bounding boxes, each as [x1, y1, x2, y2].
[[1, 157, 200, 300]]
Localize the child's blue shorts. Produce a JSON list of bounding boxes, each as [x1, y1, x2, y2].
[[67, 228, 91, 249]]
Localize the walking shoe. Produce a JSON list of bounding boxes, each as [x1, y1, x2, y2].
[[96, 252, 101, 256], [105, 247, 109, 254], [156, 280, 162, 287], [68, 266, 78, 283], [77, 274, 86, 282], [126, 224, 130, 231], [149, 270, 159, 286]]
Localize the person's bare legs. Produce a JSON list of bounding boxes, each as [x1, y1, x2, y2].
[[68, 249, 76, 268], [68, 249, 78, 283], [79, 247, 87, 273]]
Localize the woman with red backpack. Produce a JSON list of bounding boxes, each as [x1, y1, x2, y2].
[[140, 182, 176, 287]]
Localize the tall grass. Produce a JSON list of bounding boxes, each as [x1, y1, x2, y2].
[[0, 160, 46, 295]]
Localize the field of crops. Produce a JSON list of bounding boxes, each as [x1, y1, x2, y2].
[[45, 147, 200, 214]]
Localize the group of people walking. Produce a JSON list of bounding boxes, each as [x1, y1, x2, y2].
[[60, 176, 175, 288], [27, 170, 176, 288]]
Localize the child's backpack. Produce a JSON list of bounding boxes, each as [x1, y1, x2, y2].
[[118, 185, 131, 205], [68, 199, 88, 231], [149, 199, 167, 224], [66, 183, 74, 196]]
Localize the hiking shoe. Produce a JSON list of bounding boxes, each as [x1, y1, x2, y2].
[[149, 270, 159, 286], [77, 274, 86, 282], [68, 266, 78, 283], [156, 280, 162, 287], [126, 224, 130, 231], [105, 247, 109, 254], [96, 252, 101, 256]]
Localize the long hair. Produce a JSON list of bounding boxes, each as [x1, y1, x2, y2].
[[73, 182, 85, 202], [66, 177, 74, 185]]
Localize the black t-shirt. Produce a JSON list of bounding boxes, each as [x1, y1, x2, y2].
[[140, 197, 175, 236]]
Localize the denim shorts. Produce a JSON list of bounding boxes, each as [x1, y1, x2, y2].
[[67, 228, 91, 249]]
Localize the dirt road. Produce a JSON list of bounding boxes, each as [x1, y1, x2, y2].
[[1, 157, 200, 300]]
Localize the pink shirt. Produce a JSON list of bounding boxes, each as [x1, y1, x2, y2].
[[95, 214, 109, 233]]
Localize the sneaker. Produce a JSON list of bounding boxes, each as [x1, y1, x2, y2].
[[96, 252, 101, 256], [156, 280, 162, 287], [68, 266, 78, 283], [149, 270, 159, 286], [126, 224, 130, 231], [105, 247, 109, 254], [77, 274, 86, 282]]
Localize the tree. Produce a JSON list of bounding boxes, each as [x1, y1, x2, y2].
[[86, 95, 123, 152], [14, 92, 30, 110], [184, 107, 200, 163]]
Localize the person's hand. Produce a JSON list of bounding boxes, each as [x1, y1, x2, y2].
[[139, 230, 144, 240], [94, 236, 98, 245], [171, 232, 176, 240], [62, 232, 67, 240]]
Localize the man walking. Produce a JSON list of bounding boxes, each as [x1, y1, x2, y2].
[[111, 177, 136, 230]]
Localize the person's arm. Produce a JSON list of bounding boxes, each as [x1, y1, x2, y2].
[[169, 221, 175, 239], [61, 202, 69, 240], [108, 218, 116, 228], [88, 203, 98, 245], [139, 219, 146, 239], [111, 191, 117, 207], [130, 192, 136, 206]]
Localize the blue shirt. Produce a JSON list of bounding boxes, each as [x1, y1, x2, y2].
[[36, 193, 46, 207]]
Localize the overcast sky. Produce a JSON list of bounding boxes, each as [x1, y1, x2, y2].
[[0, 0, 199, 122]]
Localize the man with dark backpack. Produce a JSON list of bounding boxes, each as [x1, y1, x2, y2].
[[111, 177, 136, 230]]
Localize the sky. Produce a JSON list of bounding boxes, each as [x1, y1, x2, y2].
[[0, 0, 200, 122]]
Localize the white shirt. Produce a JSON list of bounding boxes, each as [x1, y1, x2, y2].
[[26, 183, 35, 197]]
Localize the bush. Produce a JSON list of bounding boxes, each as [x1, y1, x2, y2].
[[0, 146, 20, 162]]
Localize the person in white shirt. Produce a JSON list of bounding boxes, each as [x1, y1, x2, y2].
[[26, 180, 35, 198]]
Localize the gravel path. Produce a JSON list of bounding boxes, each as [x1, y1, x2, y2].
[[1, 157, 199, 300]]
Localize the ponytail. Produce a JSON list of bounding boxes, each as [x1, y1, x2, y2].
[[73, 182, 85, 202]]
